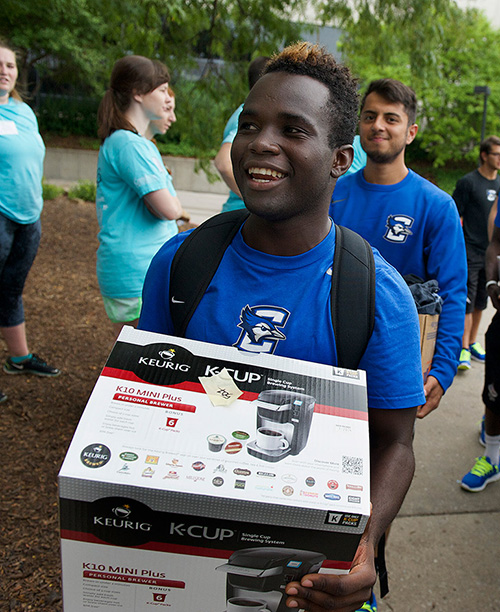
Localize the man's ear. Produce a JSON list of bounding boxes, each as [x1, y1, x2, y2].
[[330, 144, 354, 179], [406, 123, 418, 145]]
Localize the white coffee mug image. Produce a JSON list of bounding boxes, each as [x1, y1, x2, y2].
[[256, 427, 289, 451], [226, 597, 268, 611]]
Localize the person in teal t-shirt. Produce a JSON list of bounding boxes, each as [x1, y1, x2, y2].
[[344, 134, 367, 176], [96, 55, 183, 337], [214, 57, 269, 212], [0, 40, 60, 397]]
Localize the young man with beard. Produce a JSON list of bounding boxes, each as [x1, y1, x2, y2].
[[452, 135, 500, 370], [330, 79, 467, 419], [140, 45, 425, 612]]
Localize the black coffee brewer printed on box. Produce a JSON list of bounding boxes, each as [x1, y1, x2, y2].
[[246, 390, 316, 463], [217, 547, 326, 612]]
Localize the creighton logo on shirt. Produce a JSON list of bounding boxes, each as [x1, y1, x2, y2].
[[487, 189, 497, 202], [384, 214, 414, 243], [233, 305, 289, 354]]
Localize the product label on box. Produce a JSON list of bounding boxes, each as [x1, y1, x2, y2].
[[60, 332, 369, 518]]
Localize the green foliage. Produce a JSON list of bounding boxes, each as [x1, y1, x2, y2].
[[320, 0, 500, 167], [408, 160, 476, 196], [37, 95, 99, 137], [0, 0, 109, 93], [42, 181, 64, 200], [1, 0, 312, 162], [68, 180, 97, 202]]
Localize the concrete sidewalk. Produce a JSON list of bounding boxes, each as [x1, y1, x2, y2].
[[377, 303, 500, 611]]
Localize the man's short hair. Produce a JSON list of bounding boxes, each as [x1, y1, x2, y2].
[[248, 56, 270, 89], [480, 135, 500, 157], [361, 78, 417, 125], [263, 42, 358, 149]]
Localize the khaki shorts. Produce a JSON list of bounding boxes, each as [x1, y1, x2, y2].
[[102, 296, 142, 324]]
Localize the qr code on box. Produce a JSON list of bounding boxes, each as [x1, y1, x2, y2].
[[342, 455, 363, 475]]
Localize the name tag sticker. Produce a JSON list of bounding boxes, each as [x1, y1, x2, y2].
[[0, 120, 18, 135]]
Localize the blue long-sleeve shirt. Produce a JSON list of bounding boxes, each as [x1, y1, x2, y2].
[[330, 169, 467, 393]]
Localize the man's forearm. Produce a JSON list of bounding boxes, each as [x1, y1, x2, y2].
[[367, 437, 415, 548], [486, 231, 500, 281]]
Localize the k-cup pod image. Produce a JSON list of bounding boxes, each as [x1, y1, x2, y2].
[[207, 434, 226, 452], [225, 441, 243, 454], [232, 430, 250, 440]]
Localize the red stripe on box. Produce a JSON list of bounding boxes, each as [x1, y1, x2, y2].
[[314, 404, 368, 421], [61, 530, 352, 570], [82, 571, 185, 588], [101, 368, 366, 419], [113, 393, 197, 412]]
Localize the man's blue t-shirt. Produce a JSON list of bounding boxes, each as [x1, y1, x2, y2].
[[96, 129, 178, 298], [330, 169, 467, 392], [220, 104, 245, 213], [139, 222, 425, 411], [0, 98, 45, 224]]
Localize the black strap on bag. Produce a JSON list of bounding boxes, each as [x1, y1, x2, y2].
[[331, 223, 376, 369], [169, 209, 250, 338], [376, 532, 389, 598], [169, 209, 375, 369]]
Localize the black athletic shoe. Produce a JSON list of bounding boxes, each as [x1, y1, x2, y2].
[[3, 354, 61, 377]]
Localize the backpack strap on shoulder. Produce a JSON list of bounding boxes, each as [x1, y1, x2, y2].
[[169, 209, 250, 337], [332, 224, 376, 369]]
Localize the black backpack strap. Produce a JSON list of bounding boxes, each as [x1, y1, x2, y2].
[[332, 224, 376, 369], [376, 532, 389, 598], [169, 209, 250, 337]]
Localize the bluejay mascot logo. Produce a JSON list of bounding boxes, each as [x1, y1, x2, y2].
[[384, 214, 414, 243], [233, 305, 289, 354]]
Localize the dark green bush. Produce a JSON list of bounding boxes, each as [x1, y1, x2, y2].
[[36, 95, 99, 137]]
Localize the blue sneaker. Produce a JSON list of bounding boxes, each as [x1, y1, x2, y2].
[[479, 415, 485, 447], [357, 592, 377, 611], [458, 348, 471, 370], [461, 456, 500, 491], [469, 342, 485, 362]]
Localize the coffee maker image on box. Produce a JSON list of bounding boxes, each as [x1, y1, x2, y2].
[[216, 547, 326, 612], [246, 390, 316, 462]]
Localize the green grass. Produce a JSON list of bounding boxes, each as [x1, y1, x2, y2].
[[42, 181, 64, 200], [68, 180, 97, 202]]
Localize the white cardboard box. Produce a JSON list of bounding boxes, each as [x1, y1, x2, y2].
[[59, 327, 370, 611]]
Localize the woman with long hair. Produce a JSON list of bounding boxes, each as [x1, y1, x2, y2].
[[0, 41, 60, 404], [96, 55, 182, 337]]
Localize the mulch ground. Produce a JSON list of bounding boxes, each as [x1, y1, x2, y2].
[[0, 196, 116, 610]]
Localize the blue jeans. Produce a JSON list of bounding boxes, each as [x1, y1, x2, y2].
[[0, 212, 41, 327]]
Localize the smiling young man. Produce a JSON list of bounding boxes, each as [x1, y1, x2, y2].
[[139, 45, 425, 612], [330, 79, 467, 419]]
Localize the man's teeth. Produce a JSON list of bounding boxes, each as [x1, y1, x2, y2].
[[249, 167, 285, 179]]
